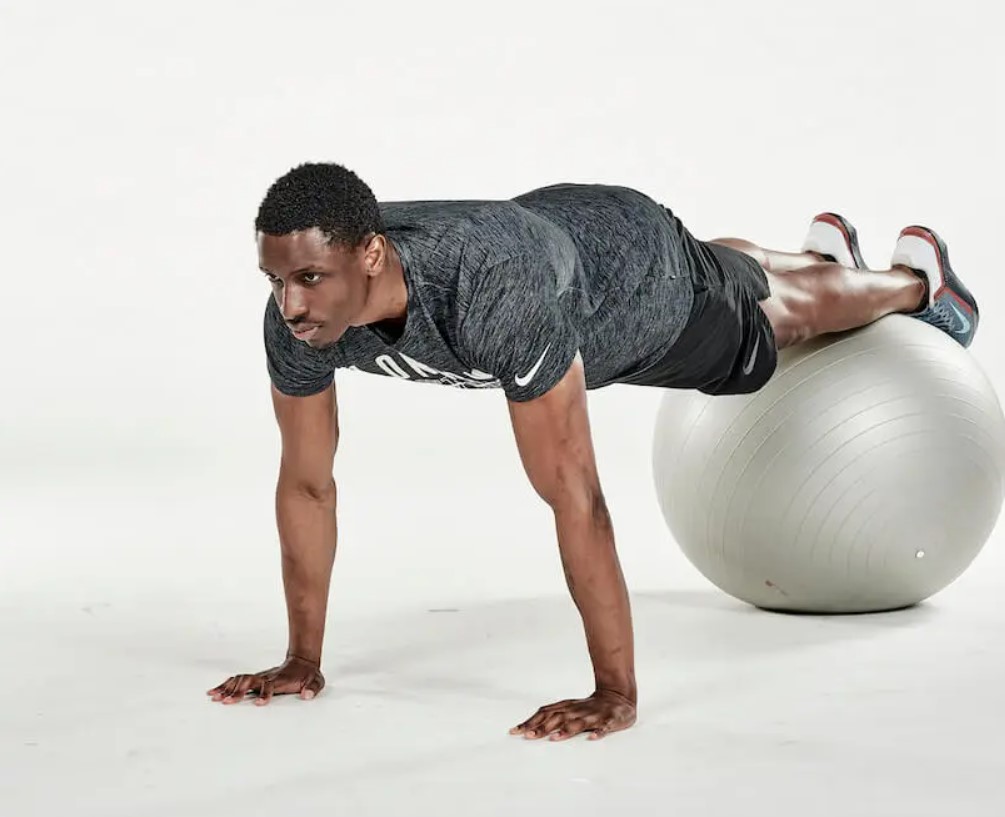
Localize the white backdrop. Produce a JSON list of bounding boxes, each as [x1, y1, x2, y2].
[[2, 2, 1004, 815], [1, 0, 1000, 466]]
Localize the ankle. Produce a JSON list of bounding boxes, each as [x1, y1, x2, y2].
[[893, 264, 929, 312]]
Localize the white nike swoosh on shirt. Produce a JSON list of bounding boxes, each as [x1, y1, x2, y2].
[[742, 335, 760, 375], [515, 344, 552, 387]]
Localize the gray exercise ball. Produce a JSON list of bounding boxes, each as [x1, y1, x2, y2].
[[651, 315, 1005, 613]]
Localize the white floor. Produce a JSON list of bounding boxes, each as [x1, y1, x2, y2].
[[4, 381, 1004, 817]]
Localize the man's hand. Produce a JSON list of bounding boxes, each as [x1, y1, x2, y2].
[[509, 690, 637, 741], [207, 655, 325, 706]]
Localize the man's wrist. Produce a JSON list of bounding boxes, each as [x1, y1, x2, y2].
[[595, 672, 637, 704], [286, 649, 321, 668]]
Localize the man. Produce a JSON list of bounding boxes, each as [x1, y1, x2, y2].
[[208, 162, 979, 741]]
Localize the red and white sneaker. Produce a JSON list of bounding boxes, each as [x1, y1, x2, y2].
[[801, 212, 867, 269], [891, 225, 979, 348]]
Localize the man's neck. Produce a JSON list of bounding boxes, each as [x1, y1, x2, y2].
[[366, 243, 409, 334]]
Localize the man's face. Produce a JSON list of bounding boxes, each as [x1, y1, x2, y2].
[[258, 228, 372, 348]]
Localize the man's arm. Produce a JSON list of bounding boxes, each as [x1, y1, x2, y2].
[[506, 352, 637, 739], [272, 381, 340, 665], [208, 381, 338, 705]]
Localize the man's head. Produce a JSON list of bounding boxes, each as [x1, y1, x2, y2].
[[256, 162, 396, 347]]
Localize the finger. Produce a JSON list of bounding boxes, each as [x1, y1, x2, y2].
[[221, 671, 246, 703], [510, 700, 573, 735], [300, 672, 324, 700], [212, 675, 247, 700], [588, 721, 614, 740], [208, 677, 235, 699], [524, 710, 573, 740], [550, 717, 589, 741], [224, 674, 259, 704], [207, 680, 229, 696], [510, 710, 551, 736], [253, 678, 273, 706], [509, 714, 539, 734], [211, 676, 242, 702], [550, 705, 613, 740], [218, 675, 245, 701]]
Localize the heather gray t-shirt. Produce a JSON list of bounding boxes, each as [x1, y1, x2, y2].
[[264, 183, 695, 402]]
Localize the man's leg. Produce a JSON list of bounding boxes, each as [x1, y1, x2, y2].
[[711, 237, 830, 273], [754, 260, 923, 349], [711, 234, 925, 349], [713, 213, 867, 273]]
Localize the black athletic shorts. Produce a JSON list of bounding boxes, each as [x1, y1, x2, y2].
[[617, 233, 778, 395]]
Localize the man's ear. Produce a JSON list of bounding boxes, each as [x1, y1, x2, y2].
[[362, 232, 385, 277]]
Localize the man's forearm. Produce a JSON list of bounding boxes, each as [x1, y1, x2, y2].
[[553, 499, 636, 702], [275, 484, 338, 664]]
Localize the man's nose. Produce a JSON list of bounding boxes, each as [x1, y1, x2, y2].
[[279, 286, 308, 321]]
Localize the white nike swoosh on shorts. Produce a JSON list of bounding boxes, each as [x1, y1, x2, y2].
[[742, 335, 760, 375], [515, 344, 552, 386]]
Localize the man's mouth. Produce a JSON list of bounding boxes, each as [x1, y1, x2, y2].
[[290, 324, 321, 341]]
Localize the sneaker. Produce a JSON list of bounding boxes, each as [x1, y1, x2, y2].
[[801, 212, 867, 269], [891, 225, 978, 347]]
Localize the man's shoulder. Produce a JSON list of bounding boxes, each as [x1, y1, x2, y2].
[[382, 197, 559, 275], [379, 196, 521, 226], [380, 197, 536, 237]]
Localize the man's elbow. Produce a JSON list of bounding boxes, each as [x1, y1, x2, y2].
[[544, 477, 609, 525], [277, 472, 338, 504]]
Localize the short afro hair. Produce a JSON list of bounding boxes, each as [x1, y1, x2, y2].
[[255, 162, 384, 247]]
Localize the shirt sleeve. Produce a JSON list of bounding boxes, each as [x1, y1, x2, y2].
[[262, 296, 336, 396], [459, 255, 580, 402]]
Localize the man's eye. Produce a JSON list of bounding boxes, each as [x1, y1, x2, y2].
[[303, 273, 321, 284]]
